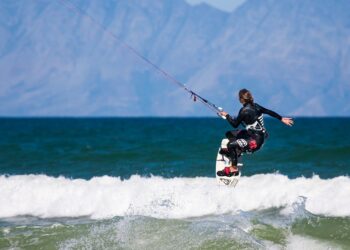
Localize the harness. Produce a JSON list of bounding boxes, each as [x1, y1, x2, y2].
[[244, 114, 266, 133], [243, 114, 267, 153]]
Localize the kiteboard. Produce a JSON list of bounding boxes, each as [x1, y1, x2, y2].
[[216, 139, 242, 187]]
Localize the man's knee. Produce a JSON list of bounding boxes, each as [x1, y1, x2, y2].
[[228, 139, 248, 150], [225, 131, 233, 139], [225, 130, 240, 140]]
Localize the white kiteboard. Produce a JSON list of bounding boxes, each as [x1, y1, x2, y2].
[[216, 139, 242, 187]]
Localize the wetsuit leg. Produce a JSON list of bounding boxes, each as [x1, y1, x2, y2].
[[225, 130, 266, 164], [227, 144, 242, 166], [225, 130, 240, 140], [248, 132, 265, 152], [226, 130, 250, 165]]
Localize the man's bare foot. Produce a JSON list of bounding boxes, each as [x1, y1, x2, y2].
[[229, 166, 239, 173]]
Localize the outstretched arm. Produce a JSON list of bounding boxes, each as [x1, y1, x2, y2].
[[258, 105, 282, 120], [258, 104, 294, 126]]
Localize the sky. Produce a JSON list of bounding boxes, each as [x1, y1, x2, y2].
[[186, 0, 246, 12], [1, 0, 349, 117]]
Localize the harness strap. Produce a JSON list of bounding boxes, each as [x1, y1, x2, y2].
[[244, 115, 266, 133]]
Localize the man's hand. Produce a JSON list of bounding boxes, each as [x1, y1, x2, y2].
[[281, 117, 294, 126], [219, 111, 228, 117]]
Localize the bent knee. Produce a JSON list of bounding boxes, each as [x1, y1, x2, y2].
[[228, 139, 248, 150]]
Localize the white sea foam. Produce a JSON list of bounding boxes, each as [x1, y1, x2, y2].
[[0, 174, 350, 219]]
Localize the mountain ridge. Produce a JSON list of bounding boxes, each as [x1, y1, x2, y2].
[[0, 0, 349, 116]]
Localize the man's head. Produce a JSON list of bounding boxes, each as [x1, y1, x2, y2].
[[238, 89, 254, 105]]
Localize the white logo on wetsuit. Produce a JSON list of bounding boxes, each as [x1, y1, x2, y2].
[[237, 139, 248, 148], [245, 115, 266, 132]]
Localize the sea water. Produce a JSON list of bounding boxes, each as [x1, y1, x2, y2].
[[0, 118, 349, 249]]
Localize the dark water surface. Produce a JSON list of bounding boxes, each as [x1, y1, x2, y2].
[[0, 118, 349, 249], [1, 117, 349, 179]]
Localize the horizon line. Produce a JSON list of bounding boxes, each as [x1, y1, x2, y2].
[[0, 116, 349, 119]]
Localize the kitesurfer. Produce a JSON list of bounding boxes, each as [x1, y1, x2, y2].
[[217, 89, 293, 177]]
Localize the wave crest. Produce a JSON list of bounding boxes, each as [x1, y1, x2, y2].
[[0, 174, 349, 219]]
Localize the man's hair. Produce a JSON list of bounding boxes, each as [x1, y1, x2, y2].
[[239, 89, 254, 104]]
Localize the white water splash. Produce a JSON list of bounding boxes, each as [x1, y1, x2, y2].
[[0, 174, 350, 219]]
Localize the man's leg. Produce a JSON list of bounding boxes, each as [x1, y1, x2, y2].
[[217, 139, 243, 177]]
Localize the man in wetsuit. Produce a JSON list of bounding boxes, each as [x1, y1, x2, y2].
[[217, 89, 293, 177]]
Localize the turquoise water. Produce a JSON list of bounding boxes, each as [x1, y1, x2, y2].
[[1, 118, 349, 178], [0, 118, 350, 249]]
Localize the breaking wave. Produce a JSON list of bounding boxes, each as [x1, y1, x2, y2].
[[1, 174, 350, 219]]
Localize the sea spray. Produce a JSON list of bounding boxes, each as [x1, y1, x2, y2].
[[1, 174, 350, 219]]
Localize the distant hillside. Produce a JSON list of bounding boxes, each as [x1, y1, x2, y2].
[[0, 0, 349, 116]]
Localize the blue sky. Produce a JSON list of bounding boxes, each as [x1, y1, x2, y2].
[[186, 0, 246, 12], [1, 0, 349, 116]]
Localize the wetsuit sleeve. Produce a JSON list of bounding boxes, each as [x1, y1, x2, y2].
[[256, 103, 282, 120], [225, 109, 243, 128]]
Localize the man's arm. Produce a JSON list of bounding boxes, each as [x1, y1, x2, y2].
[[226, 114, 242, 128], [219, 110, 243, 128], [257, 103, 294, 126], [257, 104, 282, 120]]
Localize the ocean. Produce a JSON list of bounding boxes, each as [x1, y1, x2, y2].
[[0, 117, 349, 249]]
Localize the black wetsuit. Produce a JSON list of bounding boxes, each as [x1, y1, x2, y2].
[[224, 102, 282, 165]]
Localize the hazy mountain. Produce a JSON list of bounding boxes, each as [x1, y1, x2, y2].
[[0, 0, 349, 116]]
